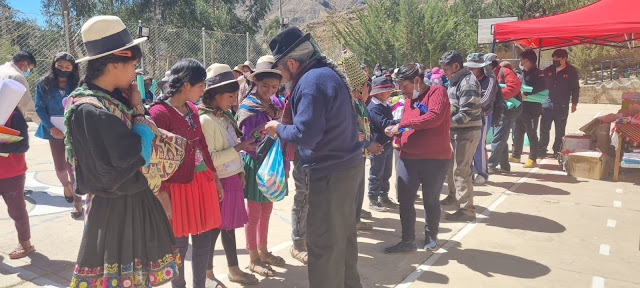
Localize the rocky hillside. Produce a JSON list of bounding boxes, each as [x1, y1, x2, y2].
[[268, 0, 364, 26]]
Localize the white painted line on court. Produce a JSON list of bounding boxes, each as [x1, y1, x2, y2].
[[616, 188, 623, 194], [607, 219, 617, 228], [613, 201, 622, 208], [592, 276, 605, 288], [394, 166, 539, 288], [599, 244, 610, 256]]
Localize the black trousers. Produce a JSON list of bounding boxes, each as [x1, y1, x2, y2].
[[207, 228, 239, 269], [397, 158, 450, 242], [539, 105, 569, 155], [307, 160, 364, 288], [512, 102, 542, 160]]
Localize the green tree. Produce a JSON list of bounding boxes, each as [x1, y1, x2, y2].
[[263, 16, 280, 42]]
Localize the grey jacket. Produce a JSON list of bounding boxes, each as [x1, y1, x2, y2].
[[448, 67, 482, 130]]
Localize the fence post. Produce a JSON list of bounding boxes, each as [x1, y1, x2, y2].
[[63, 11, 71, 53], [202, 27, 206, 66], [246, 32, 250, 61], [139, 20, 145, 71]]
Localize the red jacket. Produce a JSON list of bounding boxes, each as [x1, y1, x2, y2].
[[149, 102, 215, 189], [398, 85, 452, 160], [0, 110, 29, 179], [493, 64, 521, 99]]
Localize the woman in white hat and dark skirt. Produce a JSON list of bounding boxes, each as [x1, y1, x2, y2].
[[65, 16, 181, 287]]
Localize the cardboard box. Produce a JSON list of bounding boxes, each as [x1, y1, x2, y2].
[[566, 151, 610, 180], [560, 134, 592, 152]]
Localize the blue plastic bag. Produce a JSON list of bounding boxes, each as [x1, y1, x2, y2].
[[256, 136, 287, 202]]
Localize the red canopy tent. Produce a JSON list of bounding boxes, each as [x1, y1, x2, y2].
[[493, 0, 640, 50]]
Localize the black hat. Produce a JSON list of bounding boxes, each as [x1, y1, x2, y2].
[[269, 26, 312, 66], [370, 77, 395, 95]]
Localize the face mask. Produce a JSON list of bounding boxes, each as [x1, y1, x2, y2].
[[412, 81, 420, 99], [375, 71, 382, 77], [553, 60, 562, 67], [144, 84, 152, 90], [55, 68, 72, 78], [23, 69, 30, 76], [519, 63, 525, 71], [243, 72, 251, 78]]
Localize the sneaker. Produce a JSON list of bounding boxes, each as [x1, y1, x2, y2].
[[368, 200, 388, 213], [361, 209, 373, 219], [440, 195, 456, 205], [508, 155, 521, 163], [524, 159, 537, 168], [473, 176, 486, 184], [424, 235, 438, 251], [356, 221, 373, 231], [379, 195, 399, 209], [445, 210, 476, 222], [384, 241, 417, 254], [488, 167, 499, 174]]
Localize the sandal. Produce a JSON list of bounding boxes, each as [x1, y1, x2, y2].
[[290, 246, 308, 265], [9, 245, 35, 259], [248, 259, 275, 277], [260, 252, 286, 267], [63, 185, 74, 203], [71, 207, 84, 220], [228, 271, 259, 285], [205, 277, 227, 288]]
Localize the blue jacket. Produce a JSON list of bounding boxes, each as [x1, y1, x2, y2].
[[367, 99, 399, 145], [276, 65, 362, 171], [35, 79, 73, 140]]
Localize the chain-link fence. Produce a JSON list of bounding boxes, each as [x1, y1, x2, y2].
[[0, 11, 271, 97]]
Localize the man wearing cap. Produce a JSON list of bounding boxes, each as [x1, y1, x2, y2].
[[264, 26, 363, 288], [462, 53, 500, 184], [439, 50, 482, 223], [538, 49, 580, 159], [0, 50, 39, 123]]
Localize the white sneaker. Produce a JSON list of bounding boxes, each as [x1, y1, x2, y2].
[[473, 176, 486, 184]]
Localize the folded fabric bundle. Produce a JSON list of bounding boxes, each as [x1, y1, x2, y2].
[[499, 83, 533, 93], [524, 89, 549, 103], [505, 97, 521, 109]]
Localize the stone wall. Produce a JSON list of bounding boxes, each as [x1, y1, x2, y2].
[[580, 78, 640, 104]]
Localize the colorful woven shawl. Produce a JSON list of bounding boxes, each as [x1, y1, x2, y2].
[[64, 87, 186, 194]]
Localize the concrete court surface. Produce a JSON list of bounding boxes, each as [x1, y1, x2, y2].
[[1, 103, 639, 288]]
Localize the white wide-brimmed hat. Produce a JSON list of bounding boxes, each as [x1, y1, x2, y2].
[[204, 64, 239, 92], [247, 55, 281, 82], [76, 15, 147, 63]]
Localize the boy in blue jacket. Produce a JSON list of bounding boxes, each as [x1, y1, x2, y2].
[[367, 77, 400, 212]]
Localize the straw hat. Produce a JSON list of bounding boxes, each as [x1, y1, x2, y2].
[[242, 61, 255, 71], [76, 15, 147, 63], [247, 55, 281, 82], [233, 64, 244, 73], [204, 63, 239, 92]]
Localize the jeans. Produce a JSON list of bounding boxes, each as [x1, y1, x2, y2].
[[172, 230, 212, 288], [447, 129, 482, 215], [488, 117, 516, 170], [307, 160, 363, 288], [397, 158, 450, 242], [291, 155, 309, 250], [512, 103, 542, 160], [355, 158, 366, 221], [539, 105, 569, 156], [471, 115, 492, 181], [368, 142, 394, 200]]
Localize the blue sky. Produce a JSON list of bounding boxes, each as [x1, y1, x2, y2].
[[7, 0, 47, 26]]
